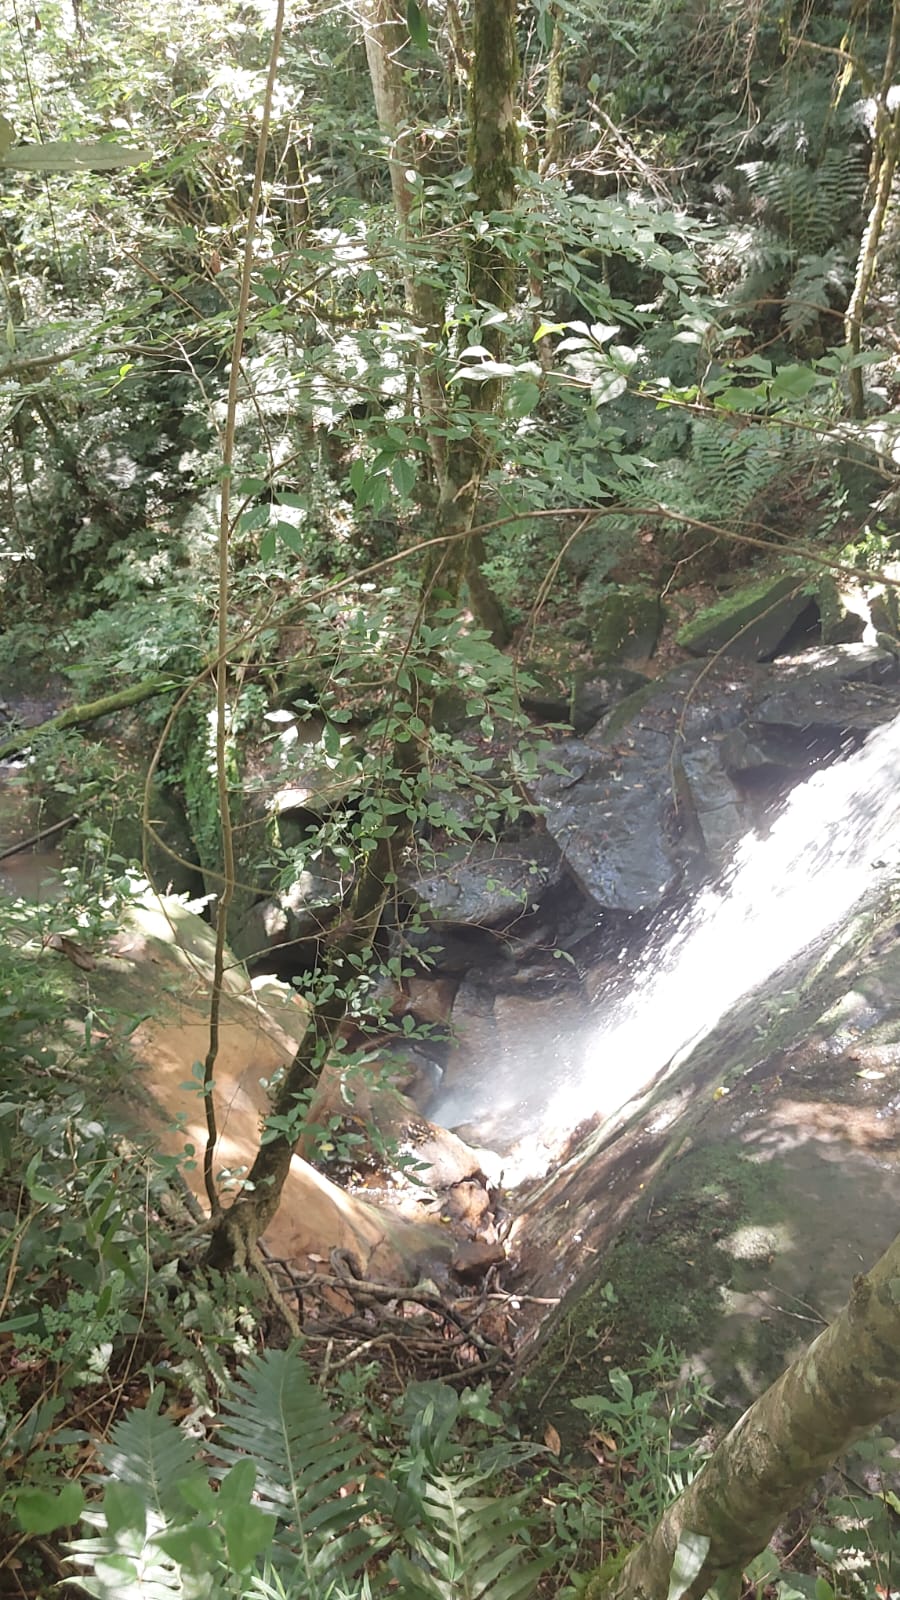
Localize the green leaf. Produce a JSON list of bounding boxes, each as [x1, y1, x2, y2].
[[273, 520, 304, 555], [537, 4, 556, 49], [392, 456, 417, 497], [666, 1531, 710, 1600], [770, 364, 821, 400], [407, 0, 429, 48], [15, 1481, 85, 1534], [222, 1501, 277, 1571], [507, 378, 541, 417], [1, 139, 152, 172], [590, 371, 628, 406]]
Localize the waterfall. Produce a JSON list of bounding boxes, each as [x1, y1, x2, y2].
[[429, 711, 900, 1179]]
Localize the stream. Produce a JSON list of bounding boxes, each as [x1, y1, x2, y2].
[[428, 708, 900, 1181], [0, 763, 64, 902]]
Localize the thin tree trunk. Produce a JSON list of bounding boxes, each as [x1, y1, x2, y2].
[[845, 0, 900, 418], [360, 0, 516, 643], [207, 0, 523, 1270], [592, 1229, 900, 1600]]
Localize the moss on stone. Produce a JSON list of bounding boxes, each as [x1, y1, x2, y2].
[[600, 680, 659, 737], [519, 1145, 780, 1448], [585, 585, 661, 664]]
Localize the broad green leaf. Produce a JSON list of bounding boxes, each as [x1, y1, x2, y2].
[[222, 1502, 277, 1571], [507, 378, 541, 416], [666, 1531, 710, 1600], [392, 456, 417, 496], [407, 0, 429, 49], [2, 140, 152, 172], [771, 365, 821, 399], [15, 1481, 85, 1534], [590, 371, 628, 405]]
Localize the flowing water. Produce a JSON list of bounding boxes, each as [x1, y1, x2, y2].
[[428, 711, 900, 1179], [0, 763, 64, 901]]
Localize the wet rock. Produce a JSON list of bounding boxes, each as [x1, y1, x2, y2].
[[229, 856, 348, 965], [570, 667, 650, 734], [404, 830, 563, 927], [818, 576, 868, 645], [519, 654, 651, 733], [515, 892, 900, 1440], [675, 743, 746, 864], [531, 729, 679, 914], [677, 572, 817, 661], [749, 646, 900, 737]]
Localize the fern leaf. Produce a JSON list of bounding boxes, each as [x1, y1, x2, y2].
[[66, 1391, 216, 1599], [391, 1472, 552, 1600], [214, 1344, 374, 1586]]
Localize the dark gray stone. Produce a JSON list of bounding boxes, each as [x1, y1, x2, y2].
[[404, 830, 563, 927], [532, 730, 680, 913]]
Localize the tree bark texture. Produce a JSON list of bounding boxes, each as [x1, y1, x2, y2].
[[427, 0, 520, 637], [594, 1230, 900, 1600], [845, 0, 900, 417]]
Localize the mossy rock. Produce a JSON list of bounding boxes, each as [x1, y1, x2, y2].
[[818, 575, 867, 646], [676, 571, 817, 661], [519, 1143, 779, 1450], [583, 585, 662, 665]]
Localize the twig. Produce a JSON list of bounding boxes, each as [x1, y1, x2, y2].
[[0, 814, 77, 860]]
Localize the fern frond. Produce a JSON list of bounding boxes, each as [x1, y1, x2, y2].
[[214, 1345, 374, 1586], [389, 1472, 552, 1600], [739, 146, 864, 255], [67, 1390, 214, 1599], [782, 247, 853, 341]]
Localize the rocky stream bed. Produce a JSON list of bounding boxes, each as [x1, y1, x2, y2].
[[5, 575, 900, 1444]]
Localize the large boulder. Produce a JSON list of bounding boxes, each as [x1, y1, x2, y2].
[[531, 728, 680, 913], [677, 571, 818, 661], [515, 885, 900, 1445], [80, 893, 452, 1280], [585, 584, 662, 665], [404, 829, 564, 928]]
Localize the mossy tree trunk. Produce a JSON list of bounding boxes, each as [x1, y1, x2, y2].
[[452, 0, 520, 641], [592, 1229, 900, 1600]]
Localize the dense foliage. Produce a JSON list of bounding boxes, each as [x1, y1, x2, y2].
[[2, 0, 900, 1592]]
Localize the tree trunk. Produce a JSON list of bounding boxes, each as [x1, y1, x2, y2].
[[360, 0, 517, 643], [592, 1229, 900, 1600], [845, 0, 900, 418], [207, 0, 523, 1271]]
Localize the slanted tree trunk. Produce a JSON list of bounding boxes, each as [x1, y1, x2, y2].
[[591, 1228, 900, 1600]]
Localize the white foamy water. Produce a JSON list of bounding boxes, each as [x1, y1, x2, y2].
[[431, 711, 900, 1181]]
